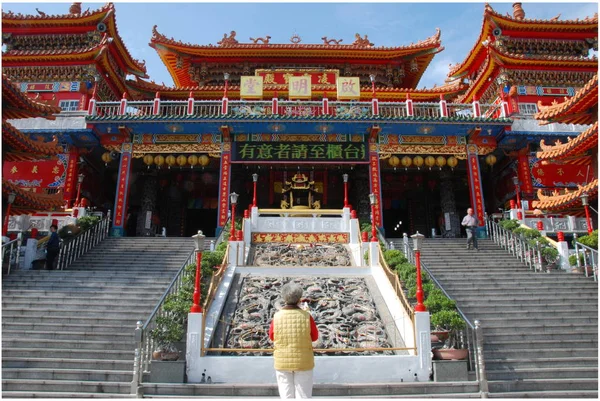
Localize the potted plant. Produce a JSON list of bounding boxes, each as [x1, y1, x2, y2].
[[430, 309, 468, 360], [150, 316, 185, 361]]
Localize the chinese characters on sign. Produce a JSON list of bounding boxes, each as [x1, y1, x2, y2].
[[233, 142, 367, 162], [218, 152, 232, 227], [467, 153, 485, 226], [336, 77, 361, 100], [518, 155, 534, 194], [113, 152, 132, 228], [240, 76, 263, 99], [369, 153, 382, 227], [3, 159, 66, 189], [288, 76, 311, 99], [255, 69, 338, 86]]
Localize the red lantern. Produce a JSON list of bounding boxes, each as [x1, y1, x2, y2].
[[428, 179, 437, 191], [414, 175, 423, 184], [176, 174, 184, 182]]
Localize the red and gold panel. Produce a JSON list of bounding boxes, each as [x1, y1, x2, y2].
[[531, 156, 592, 188], [518, 154, 534, 194], [252, 233, 349, 244], [63, 151, 78, 206], [112, 144, 133, 232], [255, 69, 339, 86], [217, 151, 232, 228], [3, 158, 66, 190], [369, 151, 383, 227], [467, 145, 485, 226]]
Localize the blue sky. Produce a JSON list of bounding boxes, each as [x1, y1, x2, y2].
[[2, 2, 598, 88]]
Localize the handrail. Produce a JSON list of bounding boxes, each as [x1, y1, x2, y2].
[[133, 249, 195, 394], [378, 247, 415, 322], [486, 218, 543, 272], [400, 234, 487, 389], [573, 239, 598, 282], [55, 214, 111, 271], [2, 238, 21, 276]]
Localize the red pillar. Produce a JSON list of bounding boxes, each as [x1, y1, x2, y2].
[[190, 250, 204, 313], [63, 149, 79, 208], [414, 250, 426, 312], [466, 145, 485, 227], [111, 143, 133, 236], [217, 151, 232, 232]]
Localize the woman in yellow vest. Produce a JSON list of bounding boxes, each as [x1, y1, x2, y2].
[[269, 282, 319, 398]]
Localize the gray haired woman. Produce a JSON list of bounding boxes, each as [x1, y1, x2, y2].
[[269, 282, 319, 398]]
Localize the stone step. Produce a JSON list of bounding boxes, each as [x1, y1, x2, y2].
[[485, 357, 598, 369], [2, 293, 161, 303], [2, 322, 130, 333], [2, 315, 142, 326], [483, 331, 598, 342], [454, 295, 599, 304], [2, 283, 170, 291], [2, 307, 155, 319], [3, 357, 132, 371], [3, 277, 175, 285], [1, 391, 131, 398], [1, 379, 131, 393], [140, 382, 481, 397], [2, 329, 133, 342], [486, 367, 598, 380], [457, 305, 598, 315], [443, 288, 598, 297], [483, 338, 597, 350], [2, 301, 157, 312], [482, 322, 598, 333], [2, 338, 137, 351], [2, 368, 132, 382], [487, 378, 599, 393], [2, 348, 133, 360], [488, 390, 599, 398], [484, 347, 595, 359]]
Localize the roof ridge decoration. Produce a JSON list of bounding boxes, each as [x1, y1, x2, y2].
[[535, 73, 598, 121], [532, 178, 598, 211], [2, 2, 111, 21]]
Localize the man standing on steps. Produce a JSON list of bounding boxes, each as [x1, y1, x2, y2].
[[46, 224, 60, 270], [461, 208, 479, 251]]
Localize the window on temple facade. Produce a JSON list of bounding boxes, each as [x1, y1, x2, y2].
[[59, 100, 80, 112], [518, 103, 538, 116]]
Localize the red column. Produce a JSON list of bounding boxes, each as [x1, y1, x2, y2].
[[190, 250, 203, 313], [518, 154, 534, 200], [111, 143, 133, 236], [414, 250, 426, 312], [63, 149, 79, 208], [584, 204, 594, 235], [466, 145, 485, 226]]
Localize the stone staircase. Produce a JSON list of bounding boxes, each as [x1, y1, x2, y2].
[[419, 238, 598, 398], [1, 237, 200, 398]]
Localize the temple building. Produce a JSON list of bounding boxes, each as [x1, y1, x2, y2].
[[2, 2, 597, 238]]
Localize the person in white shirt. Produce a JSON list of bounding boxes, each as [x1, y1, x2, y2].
[[461, 208, 479, 250]]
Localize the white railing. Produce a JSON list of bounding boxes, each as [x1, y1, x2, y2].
[[95, 102, 121, 117], [277, 101, 323, 117], [511, 116, 591, 133], [192, 101, 221, 116], [55, 215, 111, 270], [328, 101, 372, 118], [447, 103, 473, 118], [2, 238, 21, 276], [160, 101, 188, 116], [486, 219, 544, 272], [573, 240, 598, 282], [124, 101, 154, 116], [413, 102, 441, 119], [480, 103, 503, 119], [378, 102, 408, 118], [521, 216, 590, 234]]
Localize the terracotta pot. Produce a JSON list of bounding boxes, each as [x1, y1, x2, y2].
[[431, 331, 450, 342], [432, 348, 469, 360], [159, 352, 180, 361]]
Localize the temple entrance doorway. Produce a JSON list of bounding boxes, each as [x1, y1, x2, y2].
[[380, 169, 471, 238]]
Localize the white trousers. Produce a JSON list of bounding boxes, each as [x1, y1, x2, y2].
[[275, 369, 313, 399]]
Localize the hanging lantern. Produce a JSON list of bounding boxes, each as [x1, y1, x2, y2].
[[165, 154, 176, 169], [428, 179, 437, 191], [176, 155, 187, 168], [143, 154, 154, 169], [187, 154, 198, 168], [413, 156, 424, 169], [401, 156, 412, 169], [388, 155, 400, 168], [436, 156, 447, 169], [154, 155, 165, 168], [485, 154, 497, 167], [447, 156, 458, 170], [101, 152, 112, 165], [199, 154, 210, 167], [424, 156, 436, 170]]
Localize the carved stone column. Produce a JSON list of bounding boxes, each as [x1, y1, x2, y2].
[[440, 171, 461, 238]]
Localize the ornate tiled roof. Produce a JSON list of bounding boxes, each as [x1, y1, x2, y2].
[[126, 76, 467, 101], [454, 44, 597, 103], [2, 179, 64, 210], [532, 178, 598, 211], [2, 121, 64, 155], [534, 74, 598, 125], [537, 122, 598, 161], [448, 3, 598, 78], [151, 25, 442, 52], [2, 74, 62, 119], [2, 3, 147, 77]]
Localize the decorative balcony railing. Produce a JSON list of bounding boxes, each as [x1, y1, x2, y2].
[[88, 93, 511, 122]]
